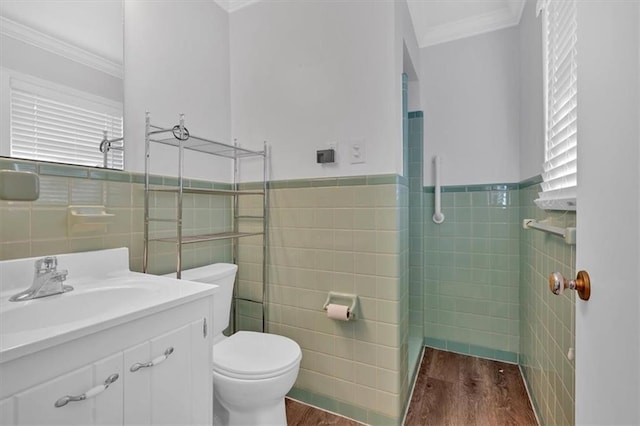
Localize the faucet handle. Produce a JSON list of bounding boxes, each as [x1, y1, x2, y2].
[[35, 256, 58, 272]]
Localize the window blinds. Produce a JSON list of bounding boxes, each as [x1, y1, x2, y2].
[[10, 85, 123, 170], [536, 0, 578, 210]]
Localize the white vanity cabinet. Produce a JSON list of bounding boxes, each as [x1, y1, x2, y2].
[[9, 352, 124, 425], [0, 297, 213, 426], [123, 318, 211, 425]]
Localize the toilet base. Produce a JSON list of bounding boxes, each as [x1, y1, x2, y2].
[[211, 333, 301, 426], [213, 395, 286, 426]]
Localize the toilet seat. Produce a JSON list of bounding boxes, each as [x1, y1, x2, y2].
[[213, 331, 302, 380]]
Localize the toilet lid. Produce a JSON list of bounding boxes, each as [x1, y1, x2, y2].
[[213, 332, 302, 380]]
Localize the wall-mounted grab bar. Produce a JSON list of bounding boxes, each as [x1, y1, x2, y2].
[[432, 156, 445, 224], [523, 219, 576, 244]]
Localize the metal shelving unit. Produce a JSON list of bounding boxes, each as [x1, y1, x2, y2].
[[143, 112, 268, 331]]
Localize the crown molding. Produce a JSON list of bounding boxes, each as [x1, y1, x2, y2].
[[510, 0, 526, 24], [0, 16, 123, 79], [212, 0, 230, 12], [420, 3, 525, 48], [213, 0, 260, 13]]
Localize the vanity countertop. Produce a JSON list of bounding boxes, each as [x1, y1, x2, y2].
[[0, 248, 217, 363]]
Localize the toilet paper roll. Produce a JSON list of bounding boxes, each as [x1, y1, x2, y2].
[[326, 303, 350, 321]]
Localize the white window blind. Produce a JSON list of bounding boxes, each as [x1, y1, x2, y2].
[[536, 0, 577, 210], [10, 80, 123, 170]]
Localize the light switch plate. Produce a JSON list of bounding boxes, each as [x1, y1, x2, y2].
[[349, 139, 366, 164]]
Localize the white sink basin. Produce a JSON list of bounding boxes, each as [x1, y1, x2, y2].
[[0, 248, 217, 363], [2, 285, 149, 335]]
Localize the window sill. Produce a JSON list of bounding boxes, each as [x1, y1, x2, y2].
[[534, 197, 577, 211]]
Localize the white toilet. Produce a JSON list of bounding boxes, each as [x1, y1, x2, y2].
[[177, 263, 301, 426]]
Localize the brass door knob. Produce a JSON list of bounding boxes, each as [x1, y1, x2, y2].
[[548, 271, 591, 301]]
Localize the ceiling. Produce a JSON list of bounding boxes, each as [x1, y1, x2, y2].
[[215, 0, 526, 49], [0, 0, 525, 65]]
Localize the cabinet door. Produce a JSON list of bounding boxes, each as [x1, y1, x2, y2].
[[13, 352, 123, 425], [124, 319, 210, 426], [189, 318, 212, 425]]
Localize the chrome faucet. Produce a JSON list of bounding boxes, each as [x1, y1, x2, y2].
[[9, 256, 72, 302]]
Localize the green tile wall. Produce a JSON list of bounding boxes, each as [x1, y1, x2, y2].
[[519, 180, 575, 426], [421, 177, 575, 425], [237, 177, 409, 424], [0, 158, 231, 273], [398, 74, 411, 418], [423, 186, 520, 358], [398, 181, 410, 419], [407, 112, 424, 384], [145, 188, 233, 275]]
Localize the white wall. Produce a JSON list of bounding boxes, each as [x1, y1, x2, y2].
[[576, 1, 640, 424], [229, 0, 400, 182], [397, 1, 420, 82], [396, 0, 419, 179], [407, 80, 421, 112], [420, 27, 521, 186], [518, 0, 544, 181], [124, 0, 231, 181], [397, 1, 422, 112]]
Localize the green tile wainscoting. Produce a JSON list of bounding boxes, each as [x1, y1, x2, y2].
[[407, 111, 424, 388], [237, 175, 410, 424], [399, 78, 411, 419], [519, 178, 575, 426], [0, 157, 232, 273], [422, 184, 521, 356]]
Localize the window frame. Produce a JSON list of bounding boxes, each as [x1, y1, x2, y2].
[[536, 0, 578, 211]]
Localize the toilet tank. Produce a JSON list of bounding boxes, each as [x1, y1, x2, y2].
[[166, 263, 237, 339]]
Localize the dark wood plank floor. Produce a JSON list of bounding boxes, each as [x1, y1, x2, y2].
[[286, 348, 536, 426], [286, 398, 363, 426], [405, 348, 537, 426]]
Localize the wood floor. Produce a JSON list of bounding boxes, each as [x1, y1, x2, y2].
[[286, 348, 537, 426], [405, 348, 537, 426], [286, 398, 363, 426]]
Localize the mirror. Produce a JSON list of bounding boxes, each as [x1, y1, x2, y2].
[[0, 0, 124, 169]]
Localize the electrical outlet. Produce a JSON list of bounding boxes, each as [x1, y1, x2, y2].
[[349, 139, 366, 164]]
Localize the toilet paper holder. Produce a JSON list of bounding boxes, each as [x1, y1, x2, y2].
[[322, 292, 358, 320]]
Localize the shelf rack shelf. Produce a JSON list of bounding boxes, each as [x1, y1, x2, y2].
[[147, 187, 265, 196], [147, 125, 263, 158], [150, 232, 265, 244], [143, 112, 268, 332]]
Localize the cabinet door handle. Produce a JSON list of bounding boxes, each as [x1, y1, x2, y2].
[[54, 373, 119, 408], [130, 347, 174, 372]]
